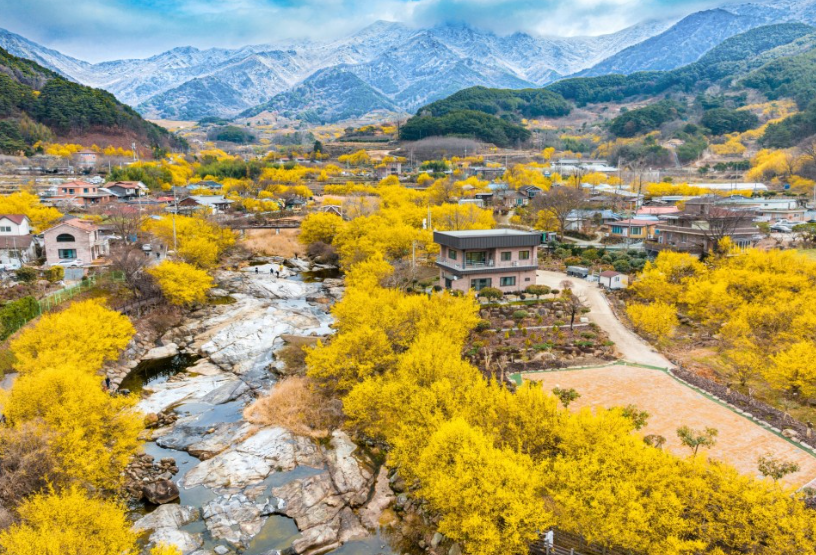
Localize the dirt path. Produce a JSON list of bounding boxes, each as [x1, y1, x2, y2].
[[536, 270, 672, 369], [526, 366, 816, 488]]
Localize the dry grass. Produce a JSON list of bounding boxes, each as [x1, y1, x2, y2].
[[241, 228, 303, 258], [244, 376, 343, 438], [526, 365, 816, 488]]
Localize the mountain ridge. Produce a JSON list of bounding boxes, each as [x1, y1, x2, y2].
[[0, 19, 676, 121], [0, 46, 182, 154]]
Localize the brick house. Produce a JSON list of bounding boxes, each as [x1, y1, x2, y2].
[[434, 229, 540, 293], [43, 219, 109, 266]]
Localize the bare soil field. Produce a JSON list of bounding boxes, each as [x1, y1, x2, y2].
[[525, 365, 816, 488], [241, 228, 302, 258]]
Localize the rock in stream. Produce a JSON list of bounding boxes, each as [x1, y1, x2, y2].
[[131, 270, 395, 555]]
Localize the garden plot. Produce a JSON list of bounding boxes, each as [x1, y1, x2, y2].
[[525, 365, 816, 488]]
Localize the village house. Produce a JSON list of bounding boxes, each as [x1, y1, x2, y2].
[[374, 161, 402, 180], [514, 185, 544, 206], [608, 218, 658, 241], [646, 197, 760, 256], [50, 180, 114, 206], [637, 206, 680, 218], [73, 150, 98, 171], [716, 196, 808, 224], [106, 181, 148, 199], [434, 229, 540, 293], [565, 209, 621, 232], [0, 215, 36, 270], [176, 195, 234, 214], [43, 218, 109, 266]]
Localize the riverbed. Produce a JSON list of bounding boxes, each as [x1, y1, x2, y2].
[[127, 265, 395, 555]]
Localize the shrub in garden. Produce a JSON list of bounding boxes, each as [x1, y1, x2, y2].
[[44, 266, 64, 283], [512, 310, 529, 320], [525, 285, 550, 299], [479, 287, 503, 301], [613, 259, 631, 273], [14, 267, 37, 283]]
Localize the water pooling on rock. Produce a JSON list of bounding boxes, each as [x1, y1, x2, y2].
[[129, 266, 396, 555]]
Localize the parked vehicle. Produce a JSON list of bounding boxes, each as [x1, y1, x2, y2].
[[141, 244, 153, 252], [53, 259, 83, 267], [770, 224, 792, 233], [566, 266, 589, 278]]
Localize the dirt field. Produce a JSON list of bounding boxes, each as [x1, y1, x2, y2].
[[525, 365, 816, 488], [240, 228, 303, 258]]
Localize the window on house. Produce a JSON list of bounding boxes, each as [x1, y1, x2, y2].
[[500, 276, 516, 287], [58, 249, 77, 259], [612, 226, 623, 234], [83, 188, 88, 193], [56, 233, 75, 242], [470, 278, 492, 291], [68, 189, 75, 194], [466, 251, 487, 265], [518, 250, 530, 260], [448, 249, 457, 260], [501, 251, 512, 261], [0, 226, 10, 233], [631, 227, 643, 235]]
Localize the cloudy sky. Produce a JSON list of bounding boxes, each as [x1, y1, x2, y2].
[[0, 0, 731, 62]]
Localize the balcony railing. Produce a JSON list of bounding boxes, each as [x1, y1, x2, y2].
[[436, 257, 536, 271]]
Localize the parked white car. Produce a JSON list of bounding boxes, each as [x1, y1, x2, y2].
[[53, 259, 83, 267]]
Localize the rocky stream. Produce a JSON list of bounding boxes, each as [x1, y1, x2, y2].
[[116, 262, 398, 555]]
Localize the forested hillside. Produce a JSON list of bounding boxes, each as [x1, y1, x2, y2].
[[399, 109, 531, 147], [400, 22, 816, 148], [0, 47, 182, 155], [548, 23, 816, 105], [417, 87, 571, 120], [399, 87, 568, 146]]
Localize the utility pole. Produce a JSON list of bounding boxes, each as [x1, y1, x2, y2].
[[172, 185, 178, 253]]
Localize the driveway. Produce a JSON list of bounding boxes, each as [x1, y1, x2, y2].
[[536, 270, 672, 369]]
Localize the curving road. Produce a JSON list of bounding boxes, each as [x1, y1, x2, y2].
[[536, 270, 673, 369]]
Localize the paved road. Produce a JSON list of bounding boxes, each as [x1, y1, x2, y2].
[[536, 270, 673, 369]]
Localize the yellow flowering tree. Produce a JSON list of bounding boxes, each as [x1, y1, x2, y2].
[[148, 261, 214, 306]]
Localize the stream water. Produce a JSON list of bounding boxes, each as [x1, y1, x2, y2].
[[122, 267, 395, 555], [126, 353, 310, 554], [119, 353, 201, 394]]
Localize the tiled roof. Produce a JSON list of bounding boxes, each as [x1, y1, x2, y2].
[[0, 214, 28, 225], [0, 235, 33, 249]]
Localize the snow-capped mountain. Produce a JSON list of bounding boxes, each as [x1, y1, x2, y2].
[[577, 9, 765, 77], [3, 0, 816, 123], [0, 20, 677, 121]]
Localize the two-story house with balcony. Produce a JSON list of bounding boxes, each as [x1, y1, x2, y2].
[[434, 229, 540, 293], [51, 180, 114, 207], [646, 197, 760, 256], [43, 218, 109, 266]]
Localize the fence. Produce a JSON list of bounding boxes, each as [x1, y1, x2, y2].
[[1, 271, 127, 338], [37, 275, 100, 312], [530, 530, 628, 555]]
